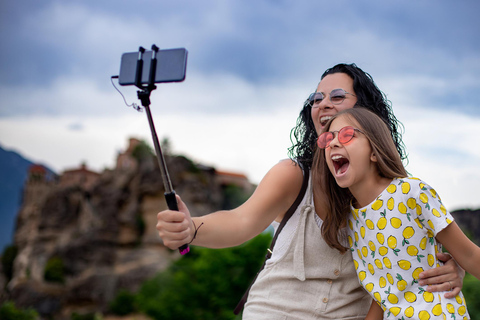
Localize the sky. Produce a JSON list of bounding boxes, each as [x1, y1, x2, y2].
[[0, 0, 479, 210]]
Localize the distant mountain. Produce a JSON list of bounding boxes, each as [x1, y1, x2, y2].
[[0, 145, 55, 252]]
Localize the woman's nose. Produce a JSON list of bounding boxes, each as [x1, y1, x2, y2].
[[316, 97, 333, 110]]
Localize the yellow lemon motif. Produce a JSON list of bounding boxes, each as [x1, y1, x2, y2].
[[379, 246, 388, 256], [427, 220, 435, 231], [365, 282, 374, 292], [398, 260, 411, 270], [357, 249, 363, 260], [419, 192, 429, 204], [354, 231, 359, 243], [398, 202, 407, 214], [416, 204, 423, 216], [387, 184, 396, 193], [368, 241, 376, 252], [387, 197, 395, 210], [377, 232, 385, 244], [446, 303, 455, 314], [389, 306, 401, 316], [415, 218, 424, 229], [390, 217, 402, 229], [455, 295, 463, 304], [353, 259, 359, 270], [397, 278, 407, 291], [419, 237, 427, 250], [372, 199, 383, 211], [407, 197, 417, 209], [412, 267, 424, 280], [379, 276, 386, 288], [374, 292, 381, 303], [360, 226, 366, 239], [404, 291, 417, 303], [387, 273, 394, 284], [404, 306, 414, 318], [423, 291, 434, 303], [362, 246, 368, 257], [368, 263, 375, 275], [401, 182, 411, 194], [431, 303, 443, 316], [446, 217, 452, 224], [359, 271, 367, 282], [348, 219, 353, 230], [383, 257, 392, 269], [418, 310, 431, 320], [440, 204, 447, 215], [432, 208, 441, 217], [387, 294, 399, 304], [348, 235, 353, 247], [403, 226, 415, 239], [458, 305, 466, 316], [352, 208, 359, 220], [430, 188, 437, 198], [366, 219, 375, 230], [407, 245, 419, 256], [377, 217, 387, 230], [387, 236, 397, 249], [374, 259, 383, 269], [427, 254, 435, 267]]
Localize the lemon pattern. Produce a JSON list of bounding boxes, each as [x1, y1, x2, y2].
[[348, 177, 469, 319]]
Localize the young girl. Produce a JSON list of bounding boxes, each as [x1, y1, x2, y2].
[[313, 107, 479, 319]]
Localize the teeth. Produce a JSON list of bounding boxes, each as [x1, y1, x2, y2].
[[331, 155, 343, 161], [320, 116, 332, 124]]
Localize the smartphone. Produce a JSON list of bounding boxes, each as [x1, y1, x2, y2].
[[118, 48, 188, 86]]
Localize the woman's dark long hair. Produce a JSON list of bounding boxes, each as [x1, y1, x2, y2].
[[288, 63, 407, 169]]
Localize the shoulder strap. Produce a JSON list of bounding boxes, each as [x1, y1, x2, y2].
[[233, 165, 310, 315]]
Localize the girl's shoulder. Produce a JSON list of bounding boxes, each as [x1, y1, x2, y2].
[[389, 176, 435, 196]]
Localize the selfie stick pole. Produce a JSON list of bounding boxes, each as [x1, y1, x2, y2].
[[136, 45, 190, 255]]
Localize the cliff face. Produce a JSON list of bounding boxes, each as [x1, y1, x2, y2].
[[5, 155, 237, 319]]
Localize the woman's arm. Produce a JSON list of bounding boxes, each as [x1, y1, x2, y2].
[[156, 159, 304, 249]]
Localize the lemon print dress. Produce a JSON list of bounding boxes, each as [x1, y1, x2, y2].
[[348, 177, 469, 319]]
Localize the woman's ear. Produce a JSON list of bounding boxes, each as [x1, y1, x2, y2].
[[371, 152, 377, 162]]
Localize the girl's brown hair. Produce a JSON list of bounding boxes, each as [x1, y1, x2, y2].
[[313, 107, 408, 252]]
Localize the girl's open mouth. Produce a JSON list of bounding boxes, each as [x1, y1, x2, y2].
[[331, 155, 350, 175]]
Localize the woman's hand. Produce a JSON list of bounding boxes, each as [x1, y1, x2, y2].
[[156, 195, 194, 250], [418, 252, 465, 298]]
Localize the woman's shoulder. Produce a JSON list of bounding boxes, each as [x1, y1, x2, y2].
[[259, 159, 304, 194]]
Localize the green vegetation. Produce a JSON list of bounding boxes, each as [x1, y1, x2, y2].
[[109, 289, 136, 316], [44, 256, 65, 283], [222, 183, 251, 210], [0, 301, 38, 320], [131, 140, 155, 163], [464, 273, 480, 320], [1, 245, 17, 282]]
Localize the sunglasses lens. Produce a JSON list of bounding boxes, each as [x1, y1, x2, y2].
[[317, 132, 332, 148], [339, 126, 355, 144], [330, 89, 346, 104], [312, 92, 324, 104]]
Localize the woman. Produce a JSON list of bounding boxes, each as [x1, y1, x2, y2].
[[156, 64, 463, 319]]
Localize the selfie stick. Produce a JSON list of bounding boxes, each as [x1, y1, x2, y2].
[[135, 45, 190, 255]]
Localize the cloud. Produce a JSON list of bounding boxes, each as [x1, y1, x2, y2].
[[0, 0, 479, 211]]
